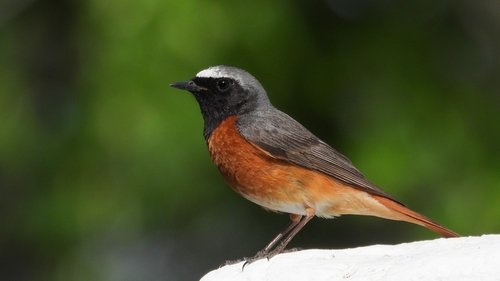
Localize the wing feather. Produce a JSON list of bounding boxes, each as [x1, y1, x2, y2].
[[237, 111, 403, 205]]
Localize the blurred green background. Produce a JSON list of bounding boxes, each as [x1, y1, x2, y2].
[[1, 0, 499, 280]]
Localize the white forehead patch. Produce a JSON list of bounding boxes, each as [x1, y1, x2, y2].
[[196, 66, 227, 78], [196, 65, 246, 85]]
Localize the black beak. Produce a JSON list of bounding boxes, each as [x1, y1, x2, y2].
[[170, 81, 206, 92]]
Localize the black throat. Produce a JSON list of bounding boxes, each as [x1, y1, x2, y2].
[[189, 76, 269, 142], [197, 98, 236, 142]]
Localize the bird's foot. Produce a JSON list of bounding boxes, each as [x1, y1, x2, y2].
[[220, 258, 246, 267], [241, 247, 302, 270]]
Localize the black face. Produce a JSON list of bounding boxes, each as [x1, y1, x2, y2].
[[171, 76, 254, 140], [189, 77, 235, 107]]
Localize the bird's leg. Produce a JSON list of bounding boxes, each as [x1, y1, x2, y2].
[[244, 209, 315, 267], [267, 214, 314, 258], [254, 214, 302, 259]]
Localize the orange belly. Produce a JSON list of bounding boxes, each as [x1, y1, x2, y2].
[[207, 116, 392, 218], [207, 116, 309, 214]]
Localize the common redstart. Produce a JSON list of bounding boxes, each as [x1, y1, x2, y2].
[[170, 65, 459, 263]]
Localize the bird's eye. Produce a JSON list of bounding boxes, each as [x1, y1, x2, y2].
[[217, 79, 231, 91]]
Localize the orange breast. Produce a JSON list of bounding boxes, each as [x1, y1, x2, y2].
[[207, 116, 313, 214], [207, 116, 394, 218]]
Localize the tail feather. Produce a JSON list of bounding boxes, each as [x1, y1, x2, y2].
[[373, 195, 460, 238]]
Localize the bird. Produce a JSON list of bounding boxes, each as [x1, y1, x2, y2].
[[170, 65, 459, 263]]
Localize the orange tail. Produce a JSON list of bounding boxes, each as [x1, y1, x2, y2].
[[373, 195, 460, 238]]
